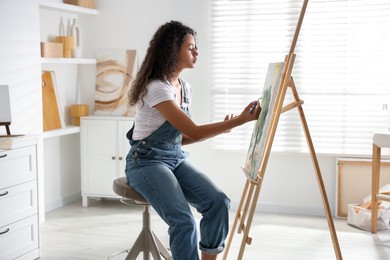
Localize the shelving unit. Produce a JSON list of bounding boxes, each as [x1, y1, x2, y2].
[[42, 126, 81, 139], [39, 1, 97, 138], [41, 58, 96, 65]]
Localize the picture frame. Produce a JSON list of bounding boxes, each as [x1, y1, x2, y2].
[[94, 49, 137, 116]]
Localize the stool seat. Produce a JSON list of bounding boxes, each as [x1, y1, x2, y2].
[[108, 177, 172, 260], [113, 177, 148, 204]]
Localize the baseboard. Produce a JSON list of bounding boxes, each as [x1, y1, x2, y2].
[[230, 200, 334, 217], [44, 194, 333, 216], [45, 192, 81, 212]]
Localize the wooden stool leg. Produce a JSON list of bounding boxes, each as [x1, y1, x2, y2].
[[123, 205, 170, 260], [125, 229, 146, 260], [152, 231, 171, 259], [371, 144, 381, 233]]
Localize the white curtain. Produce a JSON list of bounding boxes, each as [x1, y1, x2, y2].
[[210, 0, 390, 156]]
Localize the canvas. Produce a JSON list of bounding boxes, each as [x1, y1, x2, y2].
[[94, 49, 137, 116], [243, 62, 285, 180], [0, 85, 12, 123]]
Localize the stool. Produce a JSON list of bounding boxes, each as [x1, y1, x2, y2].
[[108, 177, 171, 260], [371, 131, 390, 233]]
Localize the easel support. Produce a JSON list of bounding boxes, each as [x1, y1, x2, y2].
[[290, 78, 342, 259], [223, 77, 343, 260]]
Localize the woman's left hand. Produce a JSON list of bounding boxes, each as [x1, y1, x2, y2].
[[223, 114, 237, 132]]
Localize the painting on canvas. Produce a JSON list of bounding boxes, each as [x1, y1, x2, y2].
[[243, 62, 285, 180], [94, 49, 137, 116]]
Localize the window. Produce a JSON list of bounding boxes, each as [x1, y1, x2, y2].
[[211, 0, 390, 155]]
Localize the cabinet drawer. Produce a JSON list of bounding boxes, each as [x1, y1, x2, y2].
[[0, 181, 38, 228], [0, 215, 39, 260], [0, 146, 37, 189]]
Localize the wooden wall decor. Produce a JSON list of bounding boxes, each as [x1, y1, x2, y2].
[[42, 71, 63, 131]]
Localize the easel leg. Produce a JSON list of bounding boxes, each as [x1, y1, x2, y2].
[[0, 122, 11, 136], [238, 180, 256, 234], [5, 125, 10, 135], [290, 80, 343, 260], [223, 180, 250, 260], [238, 181, 262, 260], [223, 177, 262, 260], [0, 122, 23, 138]]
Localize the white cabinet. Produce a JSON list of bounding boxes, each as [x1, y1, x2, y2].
[[81, 116, 133, 206], [0, 137, 40, 260]]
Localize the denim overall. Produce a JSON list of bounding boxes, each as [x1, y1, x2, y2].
[[125, 82, 230, 259]]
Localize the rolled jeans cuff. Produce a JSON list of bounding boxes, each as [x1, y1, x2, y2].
[[199, 243, 224, 255]]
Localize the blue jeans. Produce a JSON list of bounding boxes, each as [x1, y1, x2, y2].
[[126, 150, 230, 259]]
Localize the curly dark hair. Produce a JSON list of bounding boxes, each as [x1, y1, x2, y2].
[[128, 20, 197, 106]]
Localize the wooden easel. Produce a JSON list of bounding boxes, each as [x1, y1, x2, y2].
[[223, 0, 343, 259]]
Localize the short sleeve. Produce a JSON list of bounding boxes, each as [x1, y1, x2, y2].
[[144, 80, 174, 107]]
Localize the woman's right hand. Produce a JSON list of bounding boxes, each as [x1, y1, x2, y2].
[[239, 100, 261, 123]]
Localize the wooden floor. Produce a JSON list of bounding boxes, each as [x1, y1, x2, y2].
[[40, 199, 390, 260]]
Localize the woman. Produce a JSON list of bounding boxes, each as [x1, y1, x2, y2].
[[126, 20, 260, 260]]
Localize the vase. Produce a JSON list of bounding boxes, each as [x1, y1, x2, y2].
[[70, 104, 89, 126], [71, 18, 82, 58], [59, 17, 65, 36], [55, 36, 74, 58], [66, 18, 72, 36]]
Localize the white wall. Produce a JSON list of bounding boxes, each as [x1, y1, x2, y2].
[[0, 0, 45, 217], [43, 134, 81, 211], [0, 0, 341, 217], [0, 0, 42, 135]]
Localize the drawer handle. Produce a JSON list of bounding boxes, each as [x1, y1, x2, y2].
[[118, 157, 123, 160], [112, 156, 116, 160], [0, 228, 10, 235], [0, 154, 7, 158], [0, 191, 8, 197]]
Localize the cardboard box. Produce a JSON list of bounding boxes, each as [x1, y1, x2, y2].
[[40, 42, 63, 58], [63, 0, 96, 9]]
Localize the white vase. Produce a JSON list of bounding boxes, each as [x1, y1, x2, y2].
[[59, 17, 65, 36], [66, 18, 71, 36], [71, 18, 82, 58]]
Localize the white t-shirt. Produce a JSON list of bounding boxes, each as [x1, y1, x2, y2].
[[132, 79, 192, 140]]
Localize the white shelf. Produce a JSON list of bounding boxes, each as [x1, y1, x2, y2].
[[39, 1, 96, 140], [42, 126, 80, 139], [41, 58, 96, 65], [39, 1, 98, 15], [83, 115, 135, 121]]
